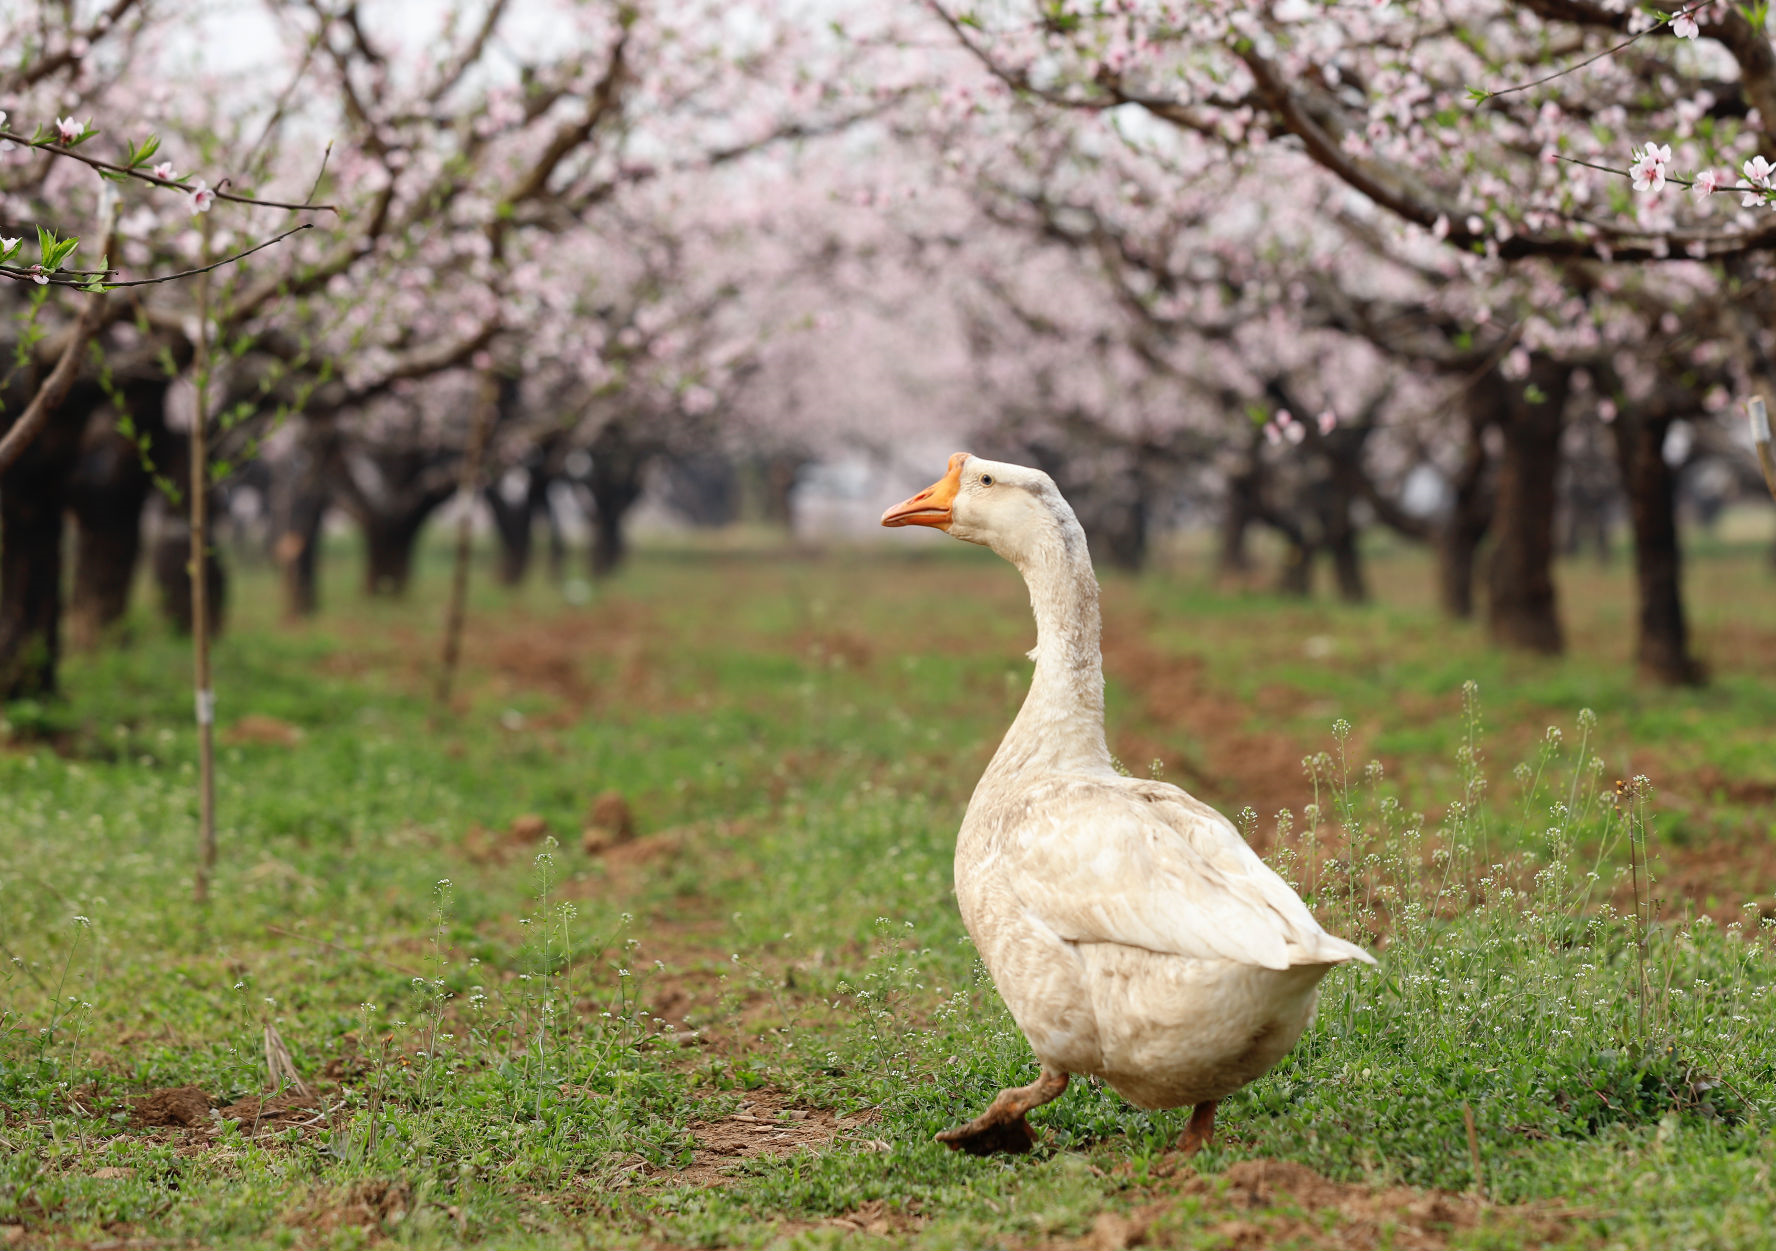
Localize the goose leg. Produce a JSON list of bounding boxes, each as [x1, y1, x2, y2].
[[936, 1069, 1069, 1155], [1177, 1099, 1217, 1157]]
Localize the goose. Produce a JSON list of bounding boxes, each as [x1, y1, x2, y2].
[[881, 453, 1375, 1156]]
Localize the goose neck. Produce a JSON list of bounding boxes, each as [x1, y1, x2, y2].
[[988, 520, 1111, 778]]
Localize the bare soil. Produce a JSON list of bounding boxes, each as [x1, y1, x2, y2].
[[1066, 1157, 1572, 1251]]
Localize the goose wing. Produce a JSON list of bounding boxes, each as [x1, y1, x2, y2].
[[987, 775, 1374, 970]]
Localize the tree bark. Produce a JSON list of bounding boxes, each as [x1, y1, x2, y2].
[[1276, 538, 1314, 596], [0, 470, 71, 700], [152, 511, 228, 637], [1483, 360, 1567, 654], [362, 513, 427, 596], [0, 384, 104, 699], [1439, 403, 1493, 620], [1218, 474, 1256, 576], [66, 382, 171, 647], [272, 429, 333, 618], [1319, 429, 1371, 604], [1088, 492, 1149, 572], [484, 466, 551, 586], [1611, 413, 1704, 685], [589, 425, 647, 578]]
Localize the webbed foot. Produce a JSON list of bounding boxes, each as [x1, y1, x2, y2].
[[936, 1069, 1069, 1156]]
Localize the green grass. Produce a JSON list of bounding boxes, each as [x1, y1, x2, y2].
[[4, 535, 1776, 1248]]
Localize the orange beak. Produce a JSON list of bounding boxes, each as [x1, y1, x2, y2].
[[881, 452, 970, 529]]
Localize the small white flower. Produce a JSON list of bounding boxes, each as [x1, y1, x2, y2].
[[54, 116, 80, 144], [190, 179, 214, 213], [1744, 155, 1773, 186], [1672, 11, 1699, 38], [150, 161, 174, 181]]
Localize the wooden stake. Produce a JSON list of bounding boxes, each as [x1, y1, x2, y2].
[[1749, 396, 1775, 501], [192, 218, 217, 905], [435, 370, 499, 710]]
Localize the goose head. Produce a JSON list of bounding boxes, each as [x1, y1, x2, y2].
[[880, 452, 1075, 566]]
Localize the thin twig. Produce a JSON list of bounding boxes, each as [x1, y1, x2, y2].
[[105, 223, 315, 288], [0, 223, 314, 289], [1555, 153, 1696, 190], [0, 130, 340, 213], [1481, 7, 1697, 103]]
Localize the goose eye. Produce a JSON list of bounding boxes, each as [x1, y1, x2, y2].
[[979, 474, 994, 487]]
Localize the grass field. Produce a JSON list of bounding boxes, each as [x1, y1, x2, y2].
[[5, 533, 1776, 1249]]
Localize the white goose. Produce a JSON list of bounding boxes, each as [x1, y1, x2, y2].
[[882, 453, 1375, 1156]]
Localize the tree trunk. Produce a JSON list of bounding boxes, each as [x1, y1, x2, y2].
[[66, 385, 169, 647], [1612, 413, 1703, 685], [1276, 539, 1314, 596], [0, 473, 69, 700], [69, 504, 144, 649], [1328, 525, 1365, 603], [0, 385, 101, 699], [1321, 438, 1368, 604], [1438, 409, 1492, 620], [589, 429, 646, 578], [1218, 473, 1256, 576], [484, 468, 550, 587], [1484, 361, 1567, 654], [152, 512, 227, 637], [278, 492, 326, 617], [362, 514, 426, 596], [272, 434, 331, 618], [1089, 493, 1149, 572]]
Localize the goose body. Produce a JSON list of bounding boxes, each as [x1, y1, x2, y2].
[[882, 453, 1374, 1152]]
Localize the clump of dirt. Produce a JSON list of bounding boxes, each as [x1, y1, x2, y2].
[[130, 1086, 213, 1128], [658, 1091, 880, 1187], [223, 715, 304, 747], [216, 1093, 326, 1135], [1139, 1157, 1567, 1251], [463, 815, 554, 863], [582, 790, 636, 854]]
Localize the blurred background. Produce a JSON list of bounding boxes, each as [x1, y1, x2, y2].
[[4, 0, 1776, 704]]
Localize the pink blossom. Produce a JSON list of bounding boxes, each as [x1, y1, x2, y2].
[[1671, 11, 1699, 38], [150, 161, 174, 181], [1629, 143, 1669, 193], [1690, 168, 1721, 199], [29, 264, 48, 285], [190, 179, 214, 213], [1317, 410, 1337, 435], [1744, 155, 1773, 186], [54, 116, 81, 144]]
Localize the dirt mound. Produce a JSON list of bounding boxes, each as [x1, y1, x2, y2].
[[1067, 1157, 1567, 1251], [658, 1091, 882, 1187], [582, 790, 636, 854], [223, 715, 304, 747], [216, 1093, 325, 1135], [130, 1086, 213, 1127]]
